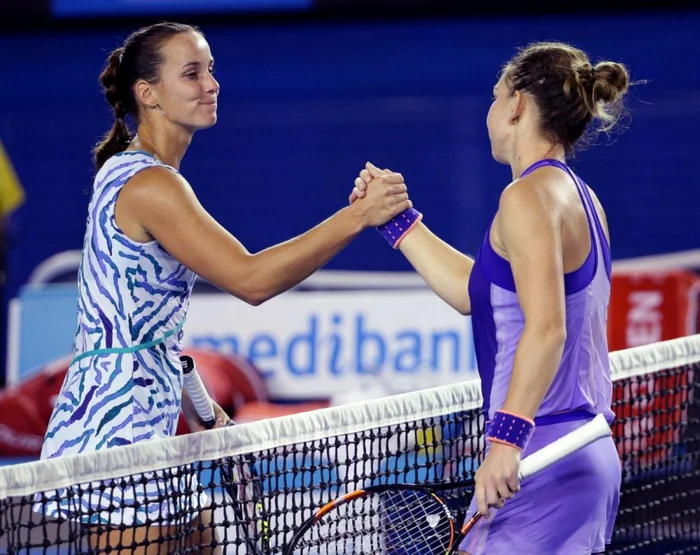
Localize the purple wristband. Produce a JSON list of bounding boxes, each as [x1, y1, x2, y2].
[[377, 208, 423, 249], [486, 410, 535, 452]]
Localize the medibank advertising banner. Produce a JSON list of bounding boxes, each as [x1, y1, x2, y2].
[[10, 286, 477, 399], [185, 290, 477, 400]]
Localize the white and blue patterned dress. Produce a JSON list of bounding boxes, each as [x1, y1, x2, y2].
[[38, 151, 202, 525]]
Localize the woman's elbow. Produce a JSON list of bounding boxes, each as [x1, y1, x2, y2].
[[242, 294, 266, 307], [538, 323, 567, 346], [241, 286, 274, 306], [443, 294, 470, 316], [223, 280, 270, 306]]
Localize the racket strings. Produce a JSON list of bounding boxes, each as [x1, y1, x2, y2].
[[290, 496, 381, 553], [221, 456, 267, 548], [380, 489, 452, 553], [288, 489, 452, 554]]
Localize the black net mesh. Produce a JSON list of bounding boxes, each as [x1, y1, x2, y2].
[[0, 335, 698, 554]]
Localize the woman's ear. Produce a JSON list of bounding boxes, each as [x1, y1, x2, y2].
[[134, 79, 158, 111], [508, 89, 525, 124]]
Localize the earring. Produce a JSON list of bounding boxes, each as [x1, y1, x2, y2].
[[155, 104, 166, 116]]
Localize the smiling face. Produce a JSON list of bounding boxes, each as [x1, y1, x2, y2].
[[145, 31, 220, 132]]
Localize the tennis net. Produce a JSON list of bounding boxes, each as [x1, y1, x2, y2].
[[0, 334, 698, 554]]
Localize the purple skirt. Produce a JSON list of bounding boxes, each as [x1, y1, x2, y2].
[[458, 414, 621, 555]]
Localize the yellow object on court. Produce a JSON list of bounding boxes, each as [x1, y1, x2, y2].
[[0, 139, 25, 217]]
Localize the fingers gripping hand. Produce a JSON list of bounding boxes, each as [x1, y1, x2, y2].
[[182, 393, 231, 433], [474, 444, 521, 517], [348, 163, 399, 204], [348, 177, 365, 204], [355, 162, 412, 227]]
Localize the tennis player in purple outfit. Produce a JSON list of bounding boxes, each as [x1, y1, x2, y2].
[[351, 41, 633, 554]]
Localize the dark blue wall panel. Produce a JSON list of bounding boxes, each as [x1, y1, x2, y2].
[[1, 12, 699, 305]]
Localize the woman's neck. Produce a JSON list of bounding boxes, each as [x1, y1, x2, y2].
[[510, 140, 565, 180], [132, 123, 193, 170]]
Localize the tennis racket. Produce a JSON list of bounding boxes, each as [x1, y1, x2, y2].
[[283, 412, 612, 555], [181, 355, 271, 554]]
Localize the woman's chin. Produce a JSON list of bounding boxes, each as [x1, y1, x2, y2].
[[195, 115, 218, 130]]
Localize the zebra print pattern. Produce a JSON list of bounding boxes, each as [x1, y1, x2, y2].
[[38, 151, 201, 524]]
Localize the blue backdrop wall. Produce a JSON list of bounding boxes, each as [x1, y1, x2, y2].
[[1, 11, 699, 308]]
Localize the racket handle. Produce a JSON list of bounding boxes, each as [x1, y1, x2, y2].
[[454, 414, 613, 549], [518, 413, 611, 481], [181, 355, 216, 429]]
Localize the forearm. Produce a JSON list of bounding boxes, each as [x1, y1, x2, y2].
[[501, 326, 567, 419], [398, 223, 474, 314], [243, 205, 363, 304]]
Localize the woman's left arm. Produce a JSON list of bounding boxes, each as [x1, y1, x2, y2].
[[473, 178, 568, 516], [498, 179, 568, 419]]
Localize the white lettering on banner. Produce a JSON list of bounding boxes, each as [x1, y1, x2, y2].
[[626, 291, 663, 347], [0, 423, 44, 452], [184, 290, 477, 399]]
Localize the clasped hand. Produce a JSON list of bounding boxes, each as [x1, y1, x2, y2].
[[348, 161, 412, 227]]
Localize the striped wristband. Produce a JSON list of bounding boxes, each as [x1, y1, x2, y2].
[[377, 208, 423, 249], [486, 410, 535, 452]]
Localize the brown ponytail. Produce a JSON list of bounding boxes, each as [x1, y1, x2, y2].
[[93, 48, 132, 169], [92, 22, 202, 170]]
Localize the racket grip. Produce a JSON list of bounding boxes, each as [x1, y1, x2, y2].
[[181, 355, 216, 429], [518, 413, 612, 481]]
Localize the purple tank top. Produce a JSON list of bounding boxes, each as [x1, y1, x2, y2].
[[467, 159, 614, 423]]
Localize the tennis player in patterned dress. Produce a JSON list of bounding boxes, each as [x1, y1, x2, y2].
[[351, 41, 633, 554], [38, 22, 412, 554]]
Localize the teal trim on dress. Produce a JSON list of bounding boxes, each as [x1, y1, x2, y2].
[[70, 318, 186, 366]]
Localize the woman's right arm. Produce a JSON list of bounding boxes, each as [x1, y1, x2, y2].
[[356, 162, 474, 315], [397, 223, 474, 315], [116, 166, 411, 306]]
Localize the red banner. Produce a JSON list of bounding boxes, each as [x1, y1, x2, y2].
[[608, 270, 699, 351], [608, 270, 699, 466]]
